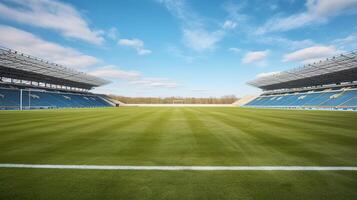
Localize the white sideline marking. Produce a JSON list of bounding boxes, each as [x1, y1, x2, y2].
[[0, 164, 357, 171]]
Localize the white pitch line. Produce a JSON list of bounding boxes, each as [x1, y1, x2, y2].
[[0, 164, 357, 171]]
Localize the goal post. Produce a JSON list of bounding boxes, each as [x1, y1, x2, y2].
[[172, 99, 184, 104]]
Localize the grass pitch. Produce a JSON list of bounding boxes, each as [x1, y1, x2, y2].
[[0, 107, 357, 199]]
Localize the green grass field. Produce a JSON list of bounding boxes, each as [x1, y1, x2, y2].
[[0, 107, 357, 200]]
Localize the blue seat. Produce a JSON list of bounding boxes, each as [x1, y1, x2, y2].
[[245, 89, 357, 109], [0, 88, 112, 110]]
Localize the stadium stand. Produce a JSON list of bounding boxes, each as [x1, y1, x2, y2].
[[245, 50, 357, 110], [0, 46, 113, 110]]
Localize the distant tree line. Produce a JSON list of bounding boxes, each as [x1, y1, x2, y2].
[[109, 95, 239, 104]]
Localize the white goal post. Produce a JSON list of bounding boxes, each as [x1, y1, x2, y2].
[[172, 99, 184, 104]]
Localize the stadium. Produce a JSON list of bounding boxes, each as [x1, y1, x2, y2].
[[0, 0, 357, 199], [0, 46, 357, 199], [2, 46, 357, 110]]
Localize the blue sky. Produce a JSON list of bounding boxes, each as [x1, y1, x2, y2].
[[0, 0, 356, 97]]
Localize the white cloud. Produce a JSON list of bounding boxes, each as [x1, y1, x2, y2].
[[257, 0, 357, 34], [118, 38, 152, 55], [107, 27, 118, 40], [256, 71, 281, 78], [242, 50, 269, 64], [229, 47, 241, 53], [158, 0, 225, 51], [157, 0, 201, 27], [283, 45, 341, 63], [89, 65, 140, 80], [0, 0, 104, 45], [254, 36, 316, 50], [131, 78, 180, 88], [333, 34, 357, 49], [222, 1, 248, 25], [222, 20, 237, 29], [137, 49, 152, 56], [183, 29, 224, 51], [0, 25, 99, 68], [167, 46, 195, 63], [118, 39, 142, 47], [90, 65, 179, 89]]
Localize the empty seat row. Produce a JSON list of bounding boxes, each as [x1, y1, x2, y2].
[[0, 88, 112, 110], [245, 89, 357, 109]]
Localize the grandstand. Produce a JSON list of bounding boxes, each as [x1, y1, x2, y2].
[[0, 46, 113, 110], [245, 50, 357, 110]]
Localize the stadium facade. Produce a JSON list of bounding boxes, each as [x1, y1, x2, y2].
[[245, 50, 357, 110], [0, 46, 114, 110]]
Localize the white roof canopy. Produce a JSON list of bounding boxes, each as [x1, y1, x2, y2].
[[248, 50, 357, 90], [0, 46, 109, 88]]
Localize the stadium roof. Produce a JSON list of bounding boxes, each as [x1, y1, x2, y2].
[[248, 50, 357, 91], [0, 46, 109, 90]]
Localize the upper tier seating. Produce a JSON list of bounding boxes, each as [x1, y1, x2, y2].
[[0, 88, 112, 110]]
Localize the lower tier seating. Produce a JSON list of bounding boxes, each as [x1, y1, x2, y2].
[[0, 88, 112, 110], [245, 89, 357, 110]]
